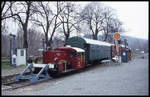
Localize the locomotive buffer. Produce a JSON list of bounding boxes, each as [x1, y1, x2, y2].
[[3, 63, 53, 90]]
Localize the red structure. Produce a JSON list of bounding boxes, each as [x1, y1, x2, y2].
[[42, 46, 85, 73]]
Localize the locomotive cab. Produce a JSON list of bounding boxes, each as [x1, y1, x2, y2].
[[71, 47, 85, 69], [38, 46, 85, 74], [55, 46, 85, 71]]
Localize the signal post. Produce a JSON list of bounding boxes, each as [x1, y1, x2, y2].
[[114, 33, 121, 63]]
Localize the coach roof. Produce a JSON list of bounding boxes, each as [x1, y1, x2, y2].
[[83, 37, 111, 46]]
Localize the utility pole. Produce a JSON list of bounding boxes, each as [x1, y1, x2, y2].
[[124, 39, 127, 48], [9, 33, 16, 67]]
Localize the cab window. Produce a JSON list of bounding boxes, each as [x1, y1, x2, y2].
[[77, 53, 82, 60], [70, 51, 76, 58]]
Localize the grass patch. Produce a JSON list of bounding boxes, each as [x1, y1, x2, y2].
[[16, 65, 26, 69], [1, 61, 12, 70], [131, 53, 140, 58], [1, 60, 26, 70]]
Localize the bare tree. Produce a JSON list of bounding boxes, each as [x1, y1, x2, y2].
[[102, 6, 116, 41], [1, 1, 13, 20], [105, 17, 124, 42], [16, 26, 23, 48], [9, 1, 35, 49], [1, 34, 10, 57], [31, 2, 53, 48], [80, 2, 105, 40], [49, 2, 63, 46], [1, 1, 14, 34], [1, 1, 22, 20], [16, 27, 44, 56], [31, 2, 62, 48], [80, 2, 124, 41], [27, 28, 44, 56], [59, 2, 82, 41]]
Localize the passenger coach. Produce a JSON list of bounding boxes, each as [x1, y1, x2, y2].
[[65, 36, 112, 64]]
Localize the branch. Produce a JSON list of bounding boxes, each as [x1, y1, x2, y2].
[[48, 15, 56, 27], [56, 22, 62, 28], [1, 1, 6, 11], [89, 20, 95, 35], [2, 3, 9, 17]]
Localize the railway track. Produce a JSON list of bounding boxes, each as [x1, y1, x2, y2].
[[2, 80, 30, 91], [2, 73, 52, 91], [2, 70, 81, 91], [2, 61, 112, 91], [2, 73, 28, 91]]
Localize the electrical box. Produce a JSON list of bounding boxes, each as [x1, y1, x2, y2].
[[121, 49, 128, 62], [11, 54, 16, 67], [16, 48, 26, 66]]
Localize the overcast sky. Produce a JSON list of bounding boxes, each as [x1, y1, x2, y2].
[[8, 1, 148, 40], [77, 1, 148, 40], [103, 2, 148, 40]]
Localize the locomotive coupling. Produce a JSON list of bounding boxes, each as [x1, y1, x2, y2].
[[33, 63, 55, 69]]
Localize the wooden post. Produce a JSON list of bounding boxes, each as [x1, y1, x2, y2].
[[115, 39, 119, 56]]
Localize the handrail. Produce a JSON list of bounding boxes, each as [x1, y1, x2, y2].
[[59, 60, 67, 72]]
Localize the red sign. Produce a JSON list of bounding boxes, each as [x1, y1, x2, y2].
[[114, 33, 120, 40]]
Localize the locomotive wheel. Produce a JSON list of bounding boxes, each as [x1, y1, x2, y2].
[[48, 69, 59, 77], [33, 67, 58, 78]]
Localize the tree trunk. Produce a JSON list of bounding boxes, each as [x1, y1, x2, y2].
[[49, 26, 56, 47], [104, 24, 109, 41], [23, 26, 28, 48], [65, 34, 69, 42], [104, 33, 108, 41], [45, 33, 48, 49], [93, 28, 98, 40]]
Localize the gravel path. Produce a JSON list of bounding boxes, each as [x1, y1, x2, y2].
[[2, 53, 149, 95]]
